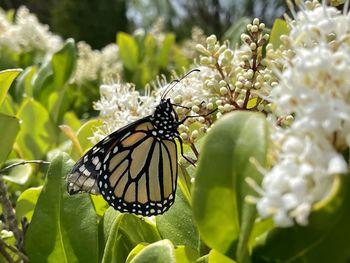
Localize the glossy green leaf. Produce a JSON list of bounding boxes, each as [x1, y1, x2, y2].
[[174, 246, 199, 263], [248, 218, 273, 249], [16, 186, 42, 222], [99, 207, 120, 253], [32, 58, 54, 102], [68, 119, 103, 161], [252, 175, 350, 263], [49, 39, 76, 123], [157, 34, 175, 67], [0, 94, 16, 115], [156, 188, 199, 252], [13, 66, 36, 102], [117, 32, 139, 70], [25, 153, 98, 263], [101, 209, 161, 263], [128, 244, 197, 263], [63, 112, 81, 132], [0, 113, 20, 164], [126, 244, 147, 263], [208, 249, 237, 263], [90, 194, 109, 218], [0, 68, 22, 107], [51, 39, 76, 88], [192, 112, 268, 261], [269, 19, 289, 49], [77, 119, 103, 153], [16, 99, 57, 159], [129, 239, 175, 263], [2, 159, 32, 185], [31, 40, 76, 123]]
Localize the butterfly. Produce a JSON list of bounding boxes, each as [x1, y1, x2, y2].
[[67, 70, 207, 216]]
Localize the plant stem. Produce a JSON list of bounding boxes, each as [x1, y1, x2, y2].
[[0, 237, 29, 263], [0, 175, 23, 251], [0, 238, 14, 263], [0, 160, 49, 260], [0, 160, 50, 173], [190, 142, 199, 159]]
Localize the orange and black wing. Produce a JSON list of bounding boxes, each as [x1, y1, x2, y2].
[[67, 117, 178, 216]]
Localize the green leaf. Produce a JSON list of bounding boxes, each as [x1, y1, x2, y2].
[[13, 66, 36, 102], [174, 246, 199, 263], [223, 17, 251, 46], [252, 175, 350, 263], [25, 153, 98, 263], [49, 39, 76, 123], [0, 113, 20, 164], [0, 68, 22, 107], [269, 19, 289, 49], [51, 39, 76, 88], [101, 210, 161, 263], [128, 244, 198, 263], [31, 39, 76, 123], [63, 112, 81, 132], [90, 194, 109, 218], [157, 34, 175, 68], [192, 112, 268, 261], [117, 32, 139, 70], [156, 188, 200, 253], [32, 59, 54, 102], [129, 239, 175, 263], [126, 244, 147, 263], [208, 249, 237, 263], [0, 94, 17, 115], [16, 186, 42, 222], [144, 34, 157, 60], [66, 119, 103, 161], [2, 159, 32, 185], [77, 119, 103, 152], [16, 99, 57, 159]]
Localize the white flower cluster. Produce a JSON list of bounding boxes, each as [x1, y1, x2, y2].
[[94, 68, 217, 144], [256, 2, 350, 227], [73, 42, 122, 85], [0, 6, 62, 54], [93, 82, 156, 141]]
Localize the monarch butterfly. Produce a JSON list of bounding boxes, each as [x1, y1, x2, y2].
[[67, 70, 210, 216]]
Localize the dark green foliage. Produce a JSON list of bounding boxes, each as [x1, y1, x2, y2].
[[51, 0, 128, 49]]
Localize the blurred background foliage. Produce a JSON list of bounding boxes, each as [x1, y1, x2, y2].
[[0, 0, 287, 119], [0, 0, 286, 48]]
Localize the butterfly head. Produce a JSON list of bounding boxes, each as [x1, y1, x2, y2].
[[151, 98, 179, 139]]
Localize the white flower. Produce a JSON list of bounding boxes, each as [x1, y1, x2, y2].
[[0, 6, 62, 54], [255, 2, 350, 227], [256, 128, 347, 227], [288, 4, 350, 47], [155, 66, 217, 106], [73, 42, 122, 85], [93, 82, 156, 140]]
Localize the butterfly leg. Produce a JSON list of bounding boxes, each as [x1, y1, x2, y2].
[[177, 135, 196, 166], [179, 108, 217, 124]]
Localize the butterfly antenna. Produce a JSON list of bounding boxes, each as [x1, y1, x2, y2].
[[161, 69, 200, 99]]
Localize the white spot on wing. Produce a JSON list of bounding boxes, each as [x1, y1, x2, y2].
[[92, 157, 99, 166], [113, 146, 119, 154], [103, 152, 111, 163], [79, 165, 85, 172]]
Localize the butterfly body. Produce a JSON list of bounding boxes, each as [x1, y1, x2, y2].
[[67, 98, 180, 216]]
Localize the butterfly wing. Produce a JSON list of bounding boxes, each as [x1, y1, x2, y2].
[[67, 117, 178, 216], [98, 122, 178, 216], [67, 117, 152, 195]]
